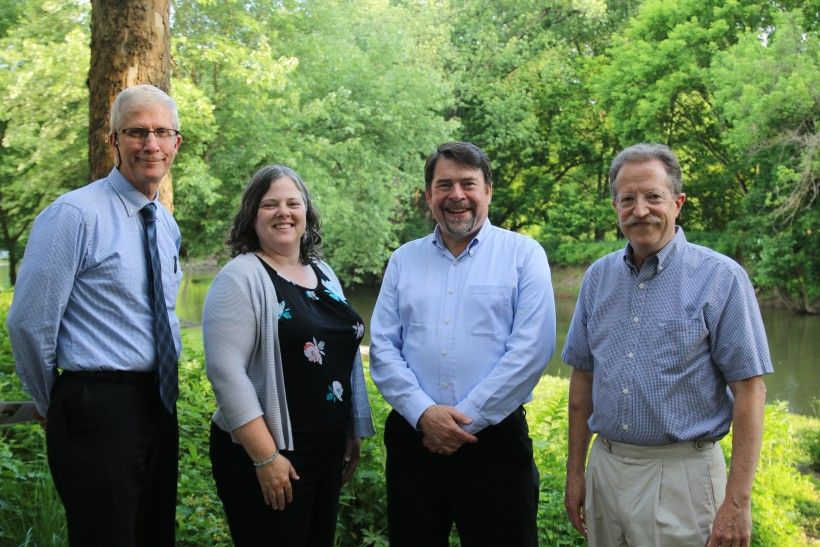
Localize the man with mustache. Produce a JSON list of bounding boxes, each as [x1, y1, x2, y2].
[[562, 143, 772, 546], [370, 141, 556, 546], [7, 84, 183, 546]]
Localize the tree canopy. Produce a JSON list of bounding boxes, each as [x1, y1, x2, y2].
[[0, 0, 817, 309]]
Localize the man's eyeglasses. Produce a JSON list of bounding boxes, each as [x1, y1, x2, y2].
[[120, 127, 181, 142], [614, 191, 669, 210]]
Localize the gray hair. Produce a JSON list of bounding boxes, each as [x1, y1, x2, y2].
[[608, 143, 682, 198], [109, 84, 179, 134]]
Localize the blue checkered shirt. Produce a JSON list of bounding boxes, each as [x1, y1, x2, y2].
[[562, 228, 773, 445]]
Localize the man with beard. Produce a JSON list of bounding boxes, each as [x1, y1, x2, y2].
[[563, 143, 771, 546], [370, 141, 556, 546]]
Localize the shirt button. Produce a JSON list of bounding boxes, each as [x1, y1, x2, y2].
[[627, 352, 634, 358], [622, 424, 629, 431], [622, 388, 629, 394], [638, 283, 646, 289], [448, 289, 454, 295], [633, 316, 639, 323], [443, 319, 450, 325], [442, 382, 449, 389], [658, 322, 666, 328], [658, 266, 663, 271], [441, 350, 447, 356]]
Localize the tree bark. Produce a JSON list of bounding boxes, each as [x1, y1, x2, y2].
[[89, 0, 174, 210]]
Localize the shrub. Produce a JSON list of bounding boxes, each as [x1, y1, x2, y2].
[[0, 296, 817, 545]]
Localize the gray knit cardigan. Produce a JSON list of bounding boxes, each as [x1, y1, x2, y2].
[[202, 252, 375, 450]]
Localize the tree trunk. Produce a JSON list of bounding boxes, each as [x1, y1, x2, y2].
[[88, 0, 174, 211], [7, 249, 17, 287]]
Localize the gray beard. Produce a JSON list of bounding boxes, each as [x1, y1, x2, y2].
[[442, 213, 476, 239]]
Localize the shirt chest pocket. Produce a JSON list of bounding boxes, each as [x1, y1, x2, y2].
[[464, 285, 514, 337], [652, 318, 709, 369]]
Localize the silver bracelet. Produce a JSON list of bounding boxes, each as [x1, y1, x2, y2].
[[253, 449, 279, 468]]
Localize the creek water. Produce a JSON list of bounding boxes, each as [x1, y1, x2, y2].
[[1, 263, 815, 415], [174, 271, 818, 416]]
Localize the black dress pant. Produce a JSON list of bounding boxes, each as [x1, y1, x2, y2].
[[384, 407, 539, 547], [46, 370, 179, 547], [210, 421, 347, 547]]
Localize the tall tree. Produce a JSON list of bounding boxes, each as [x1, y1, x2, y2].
[[711, 10, 819, 312], [89, 0, 173, 208]]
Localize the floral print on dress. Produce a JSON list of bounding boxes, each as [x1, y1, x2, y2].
[[305, 290, 319, 301], [303, 337, 326, 364], [326, 381, 344, 402], [321, 278, 347, 304], [352, 322, 364, 340], [277, 300, 292, 320]]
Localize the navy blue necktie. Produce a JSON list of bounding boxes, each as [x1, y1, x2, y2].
[[140, 203, 178, 413]]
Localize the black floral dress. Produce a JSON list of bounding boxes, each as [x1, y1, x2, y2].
[[259, 257, 365, 434]]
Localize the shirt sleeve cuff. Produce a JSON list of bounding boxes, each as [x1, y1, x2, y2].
[[455, 399, 489, 434], [401, 391, 439, 431]]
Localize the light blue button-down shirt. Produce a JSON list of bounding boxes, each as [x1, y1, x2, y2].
[[370, 221, 556, 434], [562, 227, 773, 445], [7, 168, 183, 416]]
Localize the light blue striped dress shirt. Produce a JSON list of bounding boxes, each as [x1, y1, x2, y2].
[[370, 221, 556, 434], [562, 227, 773, 446], [7, 168, 183, 416]]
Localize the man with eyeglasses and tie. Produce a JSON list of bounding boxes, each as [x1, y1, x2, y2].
[[562, 143, 772, 547], [7, 84, 183, 546]]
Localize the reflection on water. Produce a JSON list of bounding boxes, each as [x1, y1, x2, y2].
[[175, 272, 214, 327], [759, 305, 819, 416], [176, 273, 818, 416]]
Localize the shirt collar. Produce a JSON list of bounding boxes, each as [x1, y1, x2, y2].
[[432, 219, 493, 258], [622, 225, 686, 274], [107, 167, 155, 217]]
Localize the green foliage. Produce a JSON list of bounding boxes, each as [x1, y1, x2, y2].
[[0, 0, 89, 286], [724, 402, 819, 545], [175, 328, 234, 546], [1, 0, 815, 305], [544, 238, 626, 266], [0, 424, 67, 545], [335, 369, 391, 546], [596, 0, 818, 310], [171, 0, 457, 281], [447, 0, 632, 239], [0, 304, 817, 544], [710, 9, 819, 311]]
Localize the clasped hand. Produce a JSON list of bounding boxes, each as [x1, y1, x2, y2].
[[418, 405, 478, 455]]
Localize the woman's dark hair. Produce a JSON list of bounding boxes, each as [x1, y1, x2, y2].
[[227, 165, 322, 263]]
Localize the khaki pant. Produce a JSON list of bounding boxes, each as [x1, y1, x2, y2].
[[585, 435, 727, 547]]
